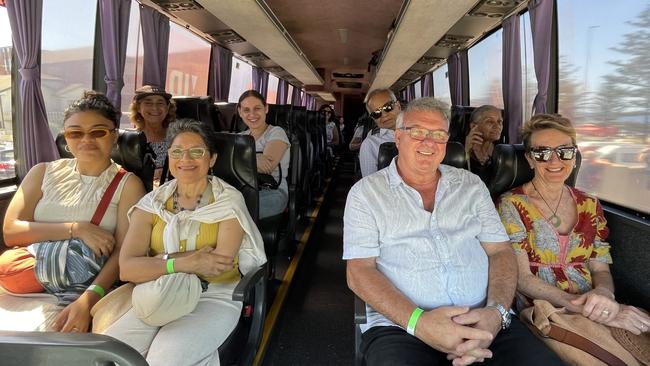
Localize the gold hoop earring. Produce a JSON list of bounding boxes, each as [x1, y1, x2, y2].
[[64, 145, 71, 152]]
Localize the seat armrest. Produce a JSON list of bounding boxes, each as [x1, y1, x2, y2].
[[354, 294, 367, 325], [233, 265, 266, 302], [0, 331, 148, 366]]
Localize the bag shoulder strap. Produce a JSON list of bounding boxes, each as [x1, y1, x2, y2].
[[548, 324, 627, 366], [90, 168, 127, 226]]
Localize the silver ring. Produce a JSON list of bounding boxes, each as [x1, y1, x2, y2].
[[601, 309, 610, 316], [641, 324, 647, 332]]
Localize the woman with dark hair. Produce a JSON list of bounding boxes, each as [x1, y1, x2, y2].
[[0, 91, 145, 332], [129, 85, 176, 180], [237, 90, 290, 219], [320, 104, 340, 148], [104, 119, 265, 366]]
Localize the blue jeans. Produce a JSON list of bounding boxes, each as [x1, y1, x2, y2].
[[259, 188, 288, 219]]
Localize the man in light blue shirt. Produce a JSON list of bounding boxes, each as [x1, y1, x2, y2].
[[359, 89, 400, 177], [344, 97, 563, 366]]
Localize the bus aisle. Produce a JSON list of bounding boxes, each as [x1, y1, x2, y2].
[[261, 152, 356, 365]]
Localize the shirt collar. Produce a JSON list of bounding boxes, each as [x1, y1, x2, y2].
[[379, 128, 395, 137], [387, 158, 458, 190]]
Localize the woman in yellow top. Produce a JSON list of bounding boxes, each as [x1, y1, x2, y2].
[[104, 119, 265, 366]]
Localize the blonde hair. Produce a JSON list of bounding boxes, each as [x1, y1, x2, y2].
[[129, 98, 177, 130], [521, 114, 576, 150]]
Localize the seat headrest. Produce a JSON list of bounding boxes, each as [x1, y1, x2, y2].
[[376, 141, 467, 171], [56, 129, 155, 191], [487, 144, 582, 198], [211, 133, 259, 223]]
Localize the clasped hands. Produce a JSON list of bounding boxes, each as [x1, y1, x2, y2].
[[415, 306, 502, 366], [569, 288, 650, 335]]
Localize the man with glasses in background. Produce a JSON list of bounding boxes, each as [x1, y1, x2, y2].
[[359, 88, 401, 176], [344, 97, 562, 366]]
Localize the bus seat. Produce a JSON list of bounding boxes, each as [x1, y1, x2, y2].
[[487, 144, 582, 199], [215, 103, 238, 132], [173, 96, 220, 132], [0, 331, 148, 366], [376, 141, 467, 171], [55, 129, 155, 192], [354, 294, 367, 366]]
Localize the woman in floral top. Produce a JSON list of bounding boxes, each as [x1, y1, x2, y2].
[[496, 114, 649, 336]]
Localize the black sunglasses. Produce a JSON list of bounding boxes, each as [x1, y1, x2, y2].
[[369, 101, 395, 119], [529, 146, 577, 162]]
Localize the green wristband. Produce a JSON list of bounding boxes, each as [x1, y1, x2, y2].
[[407, 307, 424, 336], [87, 284, 105, 298], [166, 258, 176, 274]]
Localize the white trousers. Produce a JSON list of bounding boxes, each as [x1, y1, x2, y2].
[[103, 281, 242, 366]]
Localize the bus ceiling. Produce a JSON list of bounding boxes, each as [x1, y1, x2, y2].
[[145, 0, 529, 96]]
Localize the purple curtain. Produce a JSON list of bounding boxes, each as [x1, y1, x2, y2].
[[307, 95, 316, 110], [421, 73, 433, 97], [6, 0, 59, 174], [208, 44, 232, 102], [407, 83, 416, 102], [448, 51, 469, 106], [301, 91, 308, 107], [529, 0, 553, 114], [99, 0, 130, 109], [140, 5, 169, 88], [502, 14, 523, 143], [276, 79, 288, 104], [251, 67, 269, 99], [292, 87, 302, 106]]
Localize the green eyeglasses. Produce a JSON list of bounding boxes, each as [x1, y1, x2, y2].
[[168, 147, 208, 160]]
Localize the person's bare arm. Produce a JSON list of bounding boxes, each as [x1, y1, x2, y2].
[[257, 140, 288, 174]]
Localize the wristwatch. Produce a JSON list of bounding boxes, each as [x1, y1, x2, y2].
[[488, 304, 511, 330], [162, 253, 170, 260]]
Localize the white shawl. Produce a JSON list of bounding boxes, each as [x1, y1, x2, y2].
[[129, 176, 266, 274]]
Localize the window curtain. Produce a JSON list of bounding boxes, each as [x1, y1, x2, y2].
[[529, 0, 553, 114], [276, 79, 288, 104], [502, 13, 523, 143], [407, 83, 416, 102], [251, 67, 269, 99], [140, 5, 169, 88], [6, 0, 59, 175], [208, 44, 232, 102], [99, 0, 130, 109], [421, 73, 433, 97], [447, 50, 469, 106], [292, 87, 302, 107]]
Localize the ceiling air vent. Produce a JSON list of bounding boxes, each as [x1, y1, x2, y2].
[[417, 56, 446, 66], [336, 81, 363, 89], [155, 0, 203, 12], [468, 0, 524, 17], [436, 34, 473, 50], [210, 30, 246, 45], [332, 72, 365, 79], [242, 53, 269, 62]]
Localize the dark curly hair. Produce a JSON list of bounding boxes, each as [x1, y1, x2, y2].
[[64, 91, 121, 127]]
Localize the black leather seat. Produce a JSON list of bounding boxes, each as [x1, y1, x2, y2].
[[487, 144, 582, 198], [173, 96, 221, 132], [376, 141, 467, 171], [56, 129, 155, 192]]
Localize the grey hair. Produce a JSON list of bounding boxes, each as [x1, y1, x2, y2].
[[395, 97, 450, 129], [364, 88, 397, 111], [469, 105, 501, 125], [166, 118, 218, 156]]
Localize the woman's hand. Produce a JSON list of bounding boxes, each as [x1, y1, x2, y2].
[[51, 297, 92, 333], [570, 287, 619, 323], [606, 305, 650, 335], [74, 222, 116, 258], [464, 125, 483, 153], [185, 246, 235, 277]]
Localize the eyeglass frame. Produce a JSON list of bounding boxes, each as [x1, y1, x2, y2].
[[168, 147, 209, 160], [528, 145, 578, 162], [369, 100, 396, 119], [63, 127, 116, 140], [399, 127, 450, 144]]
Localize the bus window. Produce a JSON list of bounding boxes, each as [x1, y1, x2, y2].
[[432, 64, 451, 106], [286, 84, 294, 105], [0, 6, 14, 180], [413, 80, 422, 99], [121, 0, 142, 129], [166, 22, 210, 97], [41, 0, 97, 136], [520, 11, 537, 124], [469, 28, 504, 108], [558, 0, 650, 214], [267, 74, 279, 104], [228, 56, 252, 103]]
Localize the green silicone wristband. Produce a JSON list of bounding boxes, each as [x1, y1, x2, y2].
[[87, 284, 105, 298], [166, 258, 175, 274], [407, 307, 424, 336]]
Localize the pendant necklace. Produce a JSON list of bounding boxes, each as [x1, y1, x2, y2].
[[172, 190, 203, 212], [531, 181, 564, 228]]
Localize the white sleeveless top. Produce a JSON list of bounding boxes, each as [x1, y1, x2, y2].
[[33, 159, 133, 233]]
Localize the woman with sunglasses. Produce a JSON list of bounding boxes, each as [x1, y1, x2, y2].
[[104, 119, 264, 366], [496, 114, 649, 338], [237, 90, 290, 219], [129, 85, 176, 183], [0, 91, 145, 332]]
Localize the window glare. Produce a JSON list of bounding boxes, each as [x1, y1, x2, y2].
[[468, 29, 504, 108], [166, 22, 210, 97], [121, 0, 141, 129], [0, 6, 15, 180], [558, 0, 650, 214], [432, 64, 451, 107], [267, 75, 279, 104], [228, 57, 252, 103]]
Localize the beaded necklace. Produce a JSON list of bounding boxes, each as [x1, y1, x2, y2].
[[172, 190, 203, 212]]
